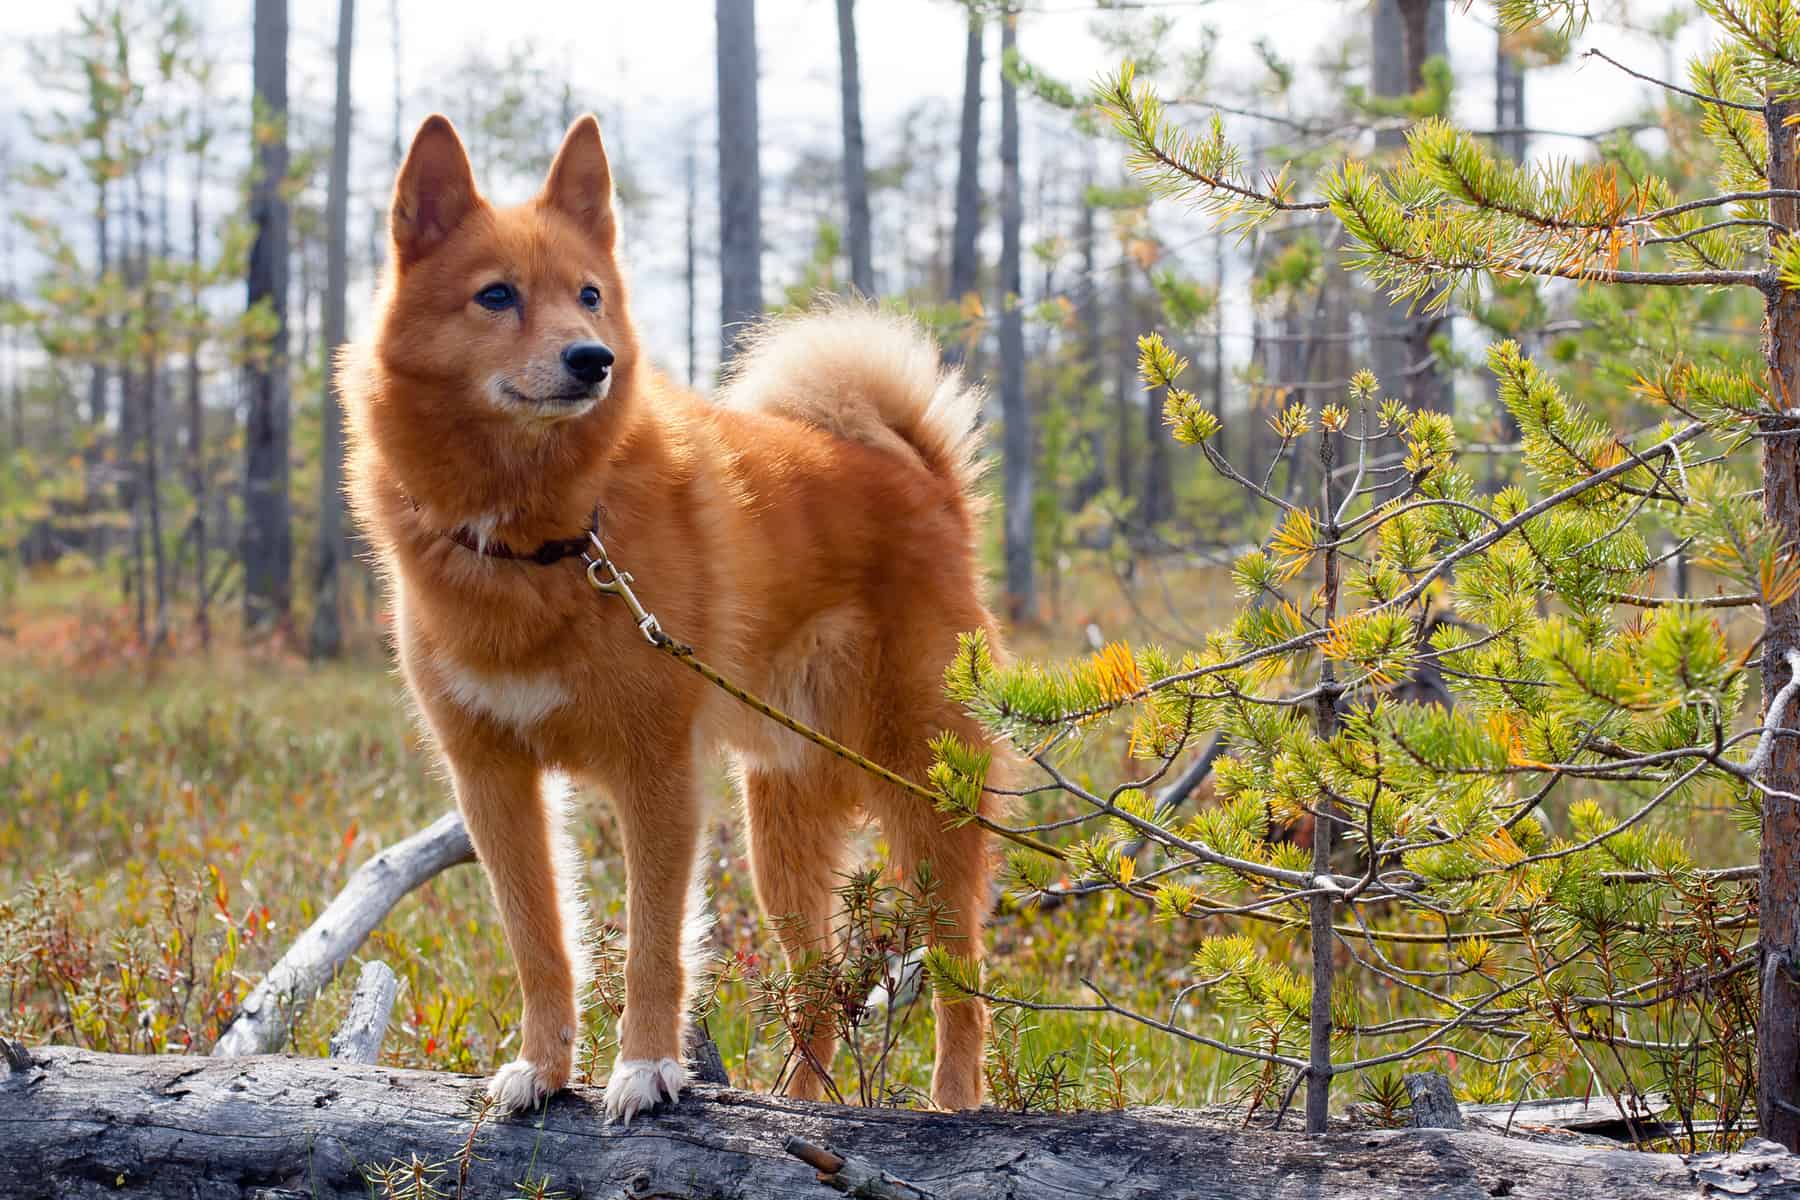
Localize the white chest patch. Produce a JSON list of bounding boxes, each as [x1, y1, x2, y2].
[[436, 657, 571, 731]]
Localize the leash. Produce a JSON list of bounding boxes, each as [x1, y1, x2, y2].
[[578, 529, 1064, 861]]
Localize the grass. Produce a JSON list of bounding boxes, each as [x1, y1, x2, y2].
[[1, 557, 1260, 1109]]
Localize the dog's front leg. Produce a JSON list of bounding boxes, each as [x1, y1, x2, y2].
[[604, 765, 703, 1125], [445, 748, 583, 1113]]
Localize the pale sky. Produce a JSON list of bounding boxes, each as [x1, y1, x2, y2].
[[2, 1, 1706, 384]]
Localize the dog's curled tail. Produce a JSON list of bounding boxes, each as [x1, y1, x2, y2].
[[718, 306, 985, 493]]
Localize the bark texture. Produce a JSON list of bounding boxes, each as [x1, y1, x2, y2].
[[947, 13, 982, 308], [715, 0, 763, 365], [996, 9, 1032, 624], [1760, 95, 1800, 1152], [243, 0, 292, 632], [10, 1046, 1795, 1200], [1369, 0, 1449, 416], [835, 0, 873, 297], [308, 0, 354, 660]]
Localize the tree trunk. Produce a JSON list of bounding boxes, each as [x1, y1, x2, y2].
[[1307, 415, 1342, 1134], [144, 175, 169, 651], [944, 10, 982, 367], [1494, 30, 1526, 164], [88, 182, 109, 431], [6, 1046, 1781, 1200], [685, 141, 698, 386], [244, 0, 293, 634], [1114, 226, 1135, 504], [1070, 173, 1106, 510], [835, 0, 873, 297], [308, 0, 355, 661], [1141, 315, 1171, 528], [716, 0, 763, 365], [188, 116, 210, 648], [1488, 31, 1527, 483], [1370, 0, 1448, 415], [1211, 231, 1227, 464], [1759, 95, 1800, 1153], [389, 0, 403, 169], [997, 9, 1032, 624]]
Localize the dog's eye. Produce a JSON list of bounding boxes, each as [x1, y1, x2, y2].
[[579, 285, 601, 311], [474, 282, 517, 311]]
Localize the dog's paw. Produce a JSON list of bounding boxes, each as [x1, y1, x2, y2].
[[487, 1058, 565, 1113], [603, 1056, 687, 1126]]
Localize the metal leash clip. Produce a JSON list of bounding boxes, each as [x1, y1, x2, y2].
[[583, 531, 665, 646]]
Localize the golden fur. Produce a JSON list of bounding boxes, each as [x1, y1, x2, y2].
[[344, 114, 1001, 1122]]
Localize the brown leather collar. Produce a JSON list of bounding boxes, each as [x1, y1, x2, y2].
[[414, 496, 601, 566]]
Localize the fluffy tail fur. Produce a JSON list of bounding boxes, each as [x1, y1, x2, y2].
[[718, 305, 985, 492]]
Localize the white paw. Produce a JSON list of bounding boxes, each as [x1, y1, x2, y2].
[[604, 1056, 687, 1126], [487, 1058, 561, 1112]]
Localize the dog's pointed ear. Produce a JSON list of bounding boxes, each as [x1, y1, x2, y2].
[[539, 115, 616, 251], [391, 115, 481, 267]]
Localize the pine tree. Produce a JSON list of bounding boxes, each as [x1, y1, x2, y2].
[[927, 1, 1800, 1145]]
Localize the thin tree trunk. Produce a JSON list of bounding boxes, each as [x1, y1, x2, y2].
[[1494, 31, 1526, 164], [686, 141, 698, 387], [1114, 228, 1135, 504], [944, 9, 982, 367], [89, 182, 109, 431], [309, 0, 355, 661], [716, 0, 763, 366], [1211, 232, 1227, 464], [244, 0, 293, 634], [997, 8, 1032, 623], [188, 106, 210, 648], [145, 165, 169, 651], [1370, 0, 1448, 415], [1758, 94, 1800, 1153], [296, 241, 313, 376], [1488, 30, 1527, 491], [1141, 275, 1171, 528], [123, 187, 147, 645], [1306, 362, 1344, 1136], [389, 0, 402, 169], [835, 0, 873, 297], [1070, 173, 1106, 509]]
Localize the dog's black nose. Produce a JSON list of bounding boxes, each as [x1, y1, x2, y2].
[[561, 341, 615, 386]]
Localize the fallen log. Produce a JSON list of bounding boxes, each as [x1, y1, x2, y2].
[[6, 1045, 1799, 1199]]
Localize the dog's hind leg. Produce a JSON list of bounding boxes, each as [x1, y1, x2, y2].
[[741, 760, 853, 1101], [444, 746, 583, 1113], [868, 708, 995, 1113]]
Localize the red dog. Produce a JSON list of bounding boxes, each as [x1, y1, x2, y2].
[[344, 114, 1001, 1121]]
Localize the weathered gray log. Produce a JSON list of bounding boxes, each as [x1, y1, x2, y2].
[[1406, 1071, 1464, 1130], [212, 810, 474, 1056], [327, 959, 398, 1064], [6, 1046, 1799, 1199]]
